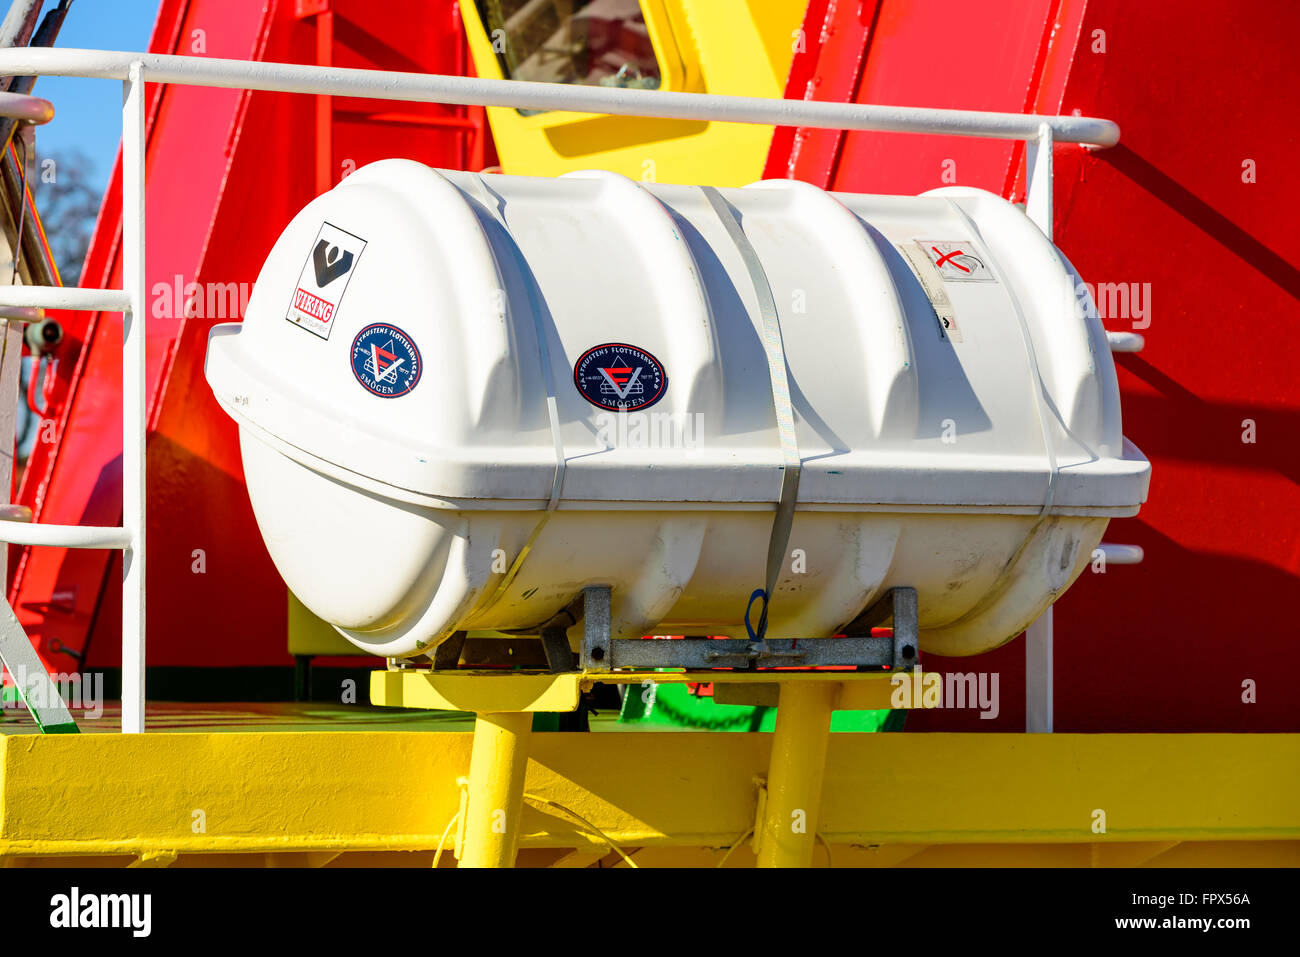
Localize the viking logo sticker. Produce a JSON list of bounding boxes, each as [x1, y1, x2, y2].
[[286, 222, 367, 340], [313, 241, 354, 287], [573, 343, 667, 411], [350, 323, 422, 397]]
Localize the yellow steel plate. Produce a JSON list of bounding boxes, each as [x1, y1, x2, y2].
[[370, 671, 583, 713], [2, 732, 1296, 864], [369, 669, 897, 713]]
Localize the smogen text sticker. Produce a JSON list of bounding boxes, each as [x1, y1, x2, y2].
[[286, 222, 367, 339], [573, 343, 668, 411], [350, 323, 422, 397]]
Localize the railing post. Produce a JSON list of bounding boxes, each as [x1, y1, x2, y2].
[[1025, 121, 1053, 239], [1025, 605, 1053, 733], [1023, 121, 1055, 730], [120, 61, 146, 733]]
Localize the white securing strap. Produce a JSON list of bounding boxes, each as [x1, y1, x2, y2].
[[942, 200, 1060, 583], [700, 186, 801, 642], [467, 174, 567, 612]]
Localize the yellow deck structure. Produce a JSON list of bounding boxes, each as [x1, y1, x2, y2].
[[2, 678, 1297, 868]]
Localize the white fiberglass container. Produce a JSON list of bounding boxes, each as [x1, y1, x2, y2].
[[205, 159, 1149, 658]]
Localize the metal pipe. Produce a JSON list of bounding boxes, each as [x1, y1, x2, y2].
[[1097, 542, 1144, 564], [0, 89, 48, 122], [0, 284, 130, 311], [0, 0, 72, 159], [0, 47, 1122, 146], [0, 519, 128, 548], [120, 60, 146, 735], [0, 90, 56, 293], [459, 711, 533, 868], [757, 681, 836, 868], [0, 146, 56, 288], [1106, 331, 1145, 352], [0, 0, 43, 53]]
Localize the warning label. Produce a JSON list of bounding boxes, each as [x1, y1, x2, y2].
[[285, 222, 367, 340], [898, 243, 962, 342], [917, 240, 997, 282]]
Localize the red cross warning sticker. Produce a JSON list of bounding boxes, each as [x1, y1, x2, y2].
[[917, 240, 997, 282]]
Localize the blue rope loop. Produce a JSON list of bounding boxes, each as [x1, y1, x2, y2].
[[744, 587, 770, 643]]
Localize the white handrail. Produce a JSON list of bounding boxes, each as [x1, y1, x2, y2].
[[0, 285, 130, 311], [0, 47, 1121, 146], [0, 520, 130, 548]]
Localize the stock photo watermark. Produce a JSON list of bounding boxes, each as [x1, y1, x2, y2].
[[2, 666, 104, 720], [594, 410, 705, 450], [890, 669, 1000, 719]]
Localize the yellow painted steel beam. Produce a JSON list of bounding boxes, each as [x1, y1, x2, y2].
[[371, 670, 583, 713], [4, 841, 1296, 868], [578, 841, 1300, 869], [370, 669, 898, 713], [2, 733, 1297, 863]]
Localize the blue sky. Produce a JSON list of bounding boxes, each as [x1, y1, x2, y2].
[[30, 1, 162, 198]]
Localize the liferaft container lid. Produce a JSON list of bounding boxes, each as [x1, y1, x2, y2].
[[205, 160, 1149, 515]]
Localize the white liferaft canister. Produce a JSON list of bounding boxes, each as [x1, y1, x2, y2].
[[204, 159, 1149, 658]]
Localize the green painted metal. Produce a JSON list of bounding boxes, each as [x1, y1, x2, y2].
[[0, 599, 79, 734], [617, 680, 904, 732]]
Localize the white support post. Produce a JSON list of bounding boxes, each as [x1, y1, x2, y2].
[[120, 61, 146, 733], [0, 315, 22, 585], [1025, 122, 1053, 239], [1023, 122, 1055, 731], [1025, 605, 1053, 733]]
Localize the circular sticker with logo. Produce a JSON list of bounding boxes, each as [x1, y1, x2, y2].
[[350, 323, 422, 397], [573, 343, 667, 411]]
